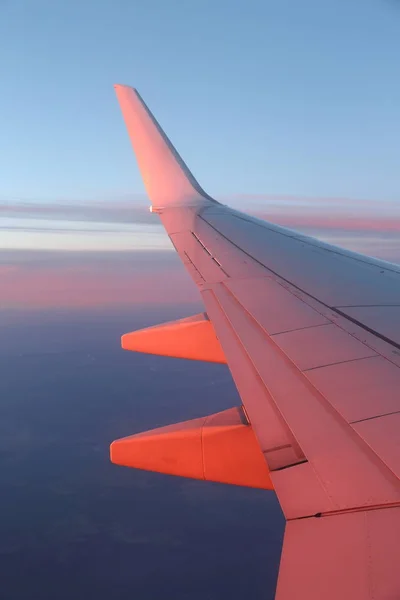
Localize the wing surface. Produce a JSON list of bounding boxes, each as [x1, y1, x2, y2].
[[114, 84, 400, 600]]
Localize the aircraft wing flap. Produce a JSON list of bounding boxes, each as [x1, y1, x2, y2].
[[202, 287, 306, 472], [269, 461, 336, 519], [203, 281, 400, 513]]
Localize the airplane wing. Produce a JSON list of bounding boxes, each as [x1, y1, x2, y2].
[[112, 84, 400, 600]]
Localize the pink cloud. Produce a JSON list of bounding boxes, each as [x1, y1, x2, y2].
[[0, 265, 19, 275], [1, 252, 199, 310], [2, 196, 400, 314]]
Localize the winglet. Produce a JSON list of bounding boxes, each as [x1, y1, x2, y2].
[[114, 84, 217, 208]]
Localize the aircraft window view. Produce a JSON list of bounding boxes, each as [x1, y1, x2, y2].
[[2, 2, 400, 599]]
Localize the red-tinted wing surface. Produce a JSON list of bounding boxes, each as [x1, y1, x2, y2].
[[112, 84, 400, 600]]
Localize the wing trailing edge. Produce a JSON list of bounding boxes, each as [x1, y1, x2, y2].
[[276, 506, 400, 600], [110, 407, 273, 489]]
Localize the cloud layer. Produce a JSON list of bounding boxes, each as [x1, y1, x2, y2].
[[1, 250, 199, 310], [2, 195, 399, 312]]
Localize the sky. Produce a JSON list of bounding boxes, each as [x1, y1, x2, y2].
[[1, 0, 400, 203]]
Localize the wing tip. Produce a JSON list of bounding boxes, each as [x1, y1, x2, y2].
[[114, 83, 137, 93]]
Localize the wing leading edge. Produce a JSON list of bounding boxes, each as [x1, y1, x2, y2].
[[112, 84, 400, 600]]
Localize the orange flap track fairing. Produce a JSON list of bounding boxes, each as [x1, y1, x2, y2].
[[121, 313, 226, 363], [111, 407, 273, 490]]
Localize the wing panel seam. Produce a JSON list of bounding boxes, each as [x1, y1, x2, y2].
[[211, 282, 400, 494]]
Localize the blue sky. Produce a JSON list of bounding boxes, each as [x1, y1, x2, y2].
[[1, 0, 400, 201], [1, 0, 400, 256]]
